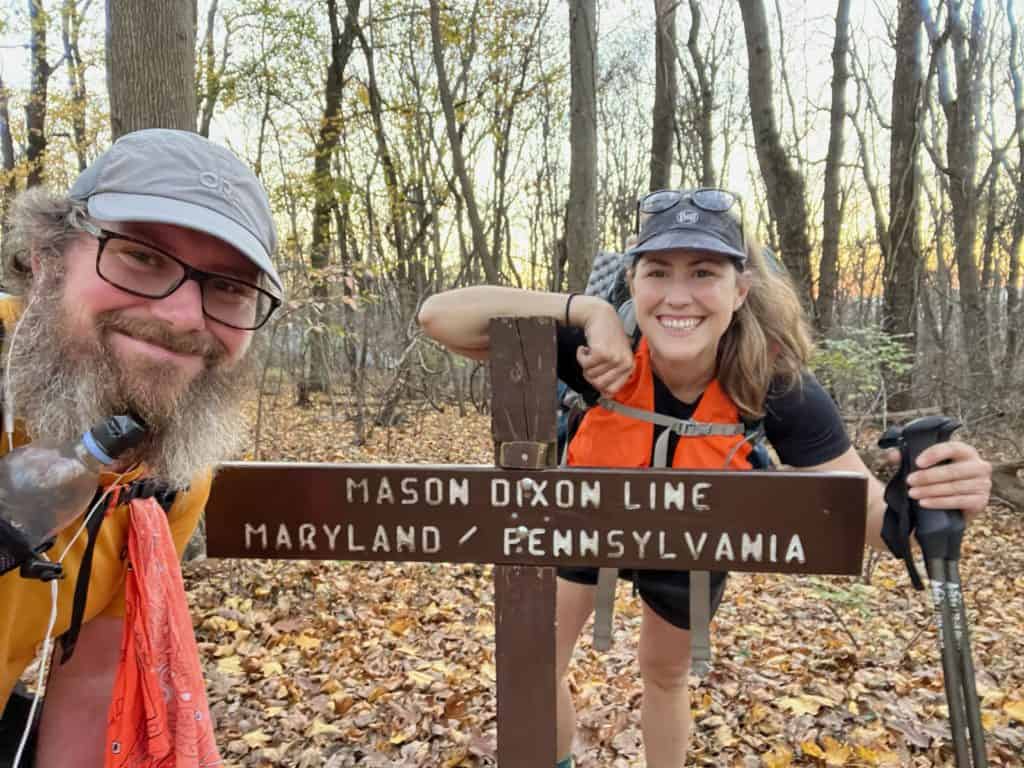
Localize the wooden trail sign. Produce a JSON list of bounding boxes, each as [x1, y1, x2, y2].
[[206, 464, 867, 574], [205, 317, 869, 766]]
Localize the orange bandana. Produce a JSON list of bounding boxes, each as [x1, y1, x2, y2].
[[105, 496, 221, 767]]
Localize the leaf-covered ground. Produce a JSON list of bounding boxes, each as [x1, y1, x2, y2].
[[186, 397, 1024, 767]]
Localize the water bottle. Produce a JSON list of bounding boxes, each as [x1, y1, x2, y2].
[[0, 414, 147, 550]]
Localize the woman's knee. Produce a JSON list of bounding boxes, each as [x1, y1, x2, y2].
[[637, 647, 690, 692], [637, 606, 692, 692]]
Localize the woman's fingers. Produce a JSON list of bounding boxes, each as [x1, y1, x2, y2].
[[592, 370, 634, 397], [578, 346, 632, 376], [584, 364, 633, 397], [906, 441, 992, 518], [577, 345, 633, 396]]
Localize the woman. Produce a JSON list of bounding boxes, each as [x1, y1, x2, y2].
[[417, 188, 991, 768]]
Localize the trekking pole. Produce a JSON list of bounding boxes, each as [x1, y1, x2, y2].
[[882, 416, 988, 767]]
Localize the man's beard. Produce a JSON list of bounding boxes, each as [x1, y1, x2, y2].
[[6, 269, 257, 489]]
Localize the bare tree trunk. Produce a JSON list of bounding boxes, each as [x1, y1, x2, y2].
[[566, 0, 597, 292], [311, 0, 358, 275], [922, 0, 994, 394], [196, 0, 232, 138], [26, 0, 49, 187], [428, 0, 496, 283], [1003, 0, 1023, 384], [883, 0, 923, 412], [683, 0, 715, 187], [353, 19, 415, 323], [106, 0, 197, 138], [849, 52, 890, 262], [736, 0, 814, 310], [818, 0, 851, 335], [650, 0, 677, 190], [301, 0, 360, 401], [0, 76, 17, 242], [61, 0, 90, 171]]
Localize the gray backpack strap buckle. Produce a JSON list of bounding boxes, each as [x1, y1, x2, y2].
[[672, 420, 745, 437]]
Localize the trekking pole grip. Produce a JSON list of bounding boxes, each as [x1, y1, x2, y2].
[[899, 416, 964, 561]]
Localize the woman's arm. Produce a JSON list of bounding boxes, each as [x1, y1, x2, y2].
[[418, 287, 574, 359], [802, 443, 991, 552], [418, 286, 635, 395]]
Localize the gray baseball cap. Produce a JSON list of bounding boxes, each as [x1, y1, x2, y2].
[[69, 129, 282, 293], [627, 193, 746, 269]]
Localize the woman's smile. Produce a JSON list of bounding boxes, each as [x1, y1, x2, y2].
[[658, 315, 703, 334]]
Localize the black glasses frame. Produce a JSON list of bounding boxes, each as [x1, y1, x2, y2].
[[87, 225, 282, 331], [634, 187, 746, 250]]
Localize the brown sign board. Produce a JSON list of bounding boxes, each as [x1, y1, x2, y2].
[[205, 462, 868, 575]]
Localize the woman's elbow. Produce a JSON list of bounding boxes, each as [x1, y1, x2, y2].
[[417, 295, 444, 340]]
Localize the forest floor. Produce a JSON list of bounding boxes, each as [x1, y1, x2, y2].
[[186, 394, 1024, 767]]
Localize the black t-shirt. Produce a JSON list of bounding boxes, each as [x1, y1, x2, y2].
[[557, 326, 850, 467]]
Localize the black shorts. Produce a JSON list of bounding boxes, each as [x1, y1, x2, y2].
[[558, 567, 728, 631]]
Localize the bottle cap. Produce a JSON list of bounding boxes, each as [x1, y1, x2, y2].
[[83, 415, 148, 465]]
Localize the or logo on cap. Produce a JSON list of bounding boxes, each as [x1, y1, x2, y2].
[[198, 171, 243, 213], [676, 210, 699, 225]]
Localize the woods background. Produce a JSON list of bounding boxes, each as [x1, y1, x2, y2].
[[1, 0, 1022, 484], [4, 2, 1024, 765]]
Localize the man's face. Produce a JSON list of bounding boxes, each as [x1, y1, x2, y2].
[[61, 221, 257, 379], [9, 221, 264, 487]]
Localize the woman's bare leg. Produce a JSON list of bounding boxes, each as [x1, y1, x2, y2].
[[555, 578, 596, 762], [637, 602, 693, 767]]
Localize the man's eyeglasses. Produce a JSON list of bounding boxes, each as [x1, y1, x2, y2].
[[83, 224, 281, 331], [635, 187, 746, 246]]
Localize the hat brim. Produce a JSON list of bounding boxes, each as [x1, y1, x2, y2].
[[628, 230, 746, 265], [87, 192, 283, 293]]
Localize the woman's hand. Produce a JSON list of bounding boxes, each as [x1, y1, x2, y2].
[[900, 441, 992, 521], [574, 299, 634, 397]]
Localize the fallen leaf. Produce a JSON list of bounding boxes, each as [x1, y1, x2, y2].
[[241, 729, 270, 748], [216, 655, 243, 675], [307, 719, 341, 737], [778, 694, 834, 716], [260, 660, 283, 677], [1004, 700, 1024, 723], [762, 745, 793, 768]]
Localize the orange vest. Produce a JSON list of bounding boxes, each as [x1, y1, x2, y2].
[[566, 338, 754, 470]]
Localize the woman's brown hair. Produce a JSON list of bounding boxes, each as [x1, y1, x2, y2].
[[715, 240, 813, 419]]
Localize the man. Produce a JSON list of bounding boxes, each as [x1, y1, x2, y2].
[[0, 128, 283, 767]]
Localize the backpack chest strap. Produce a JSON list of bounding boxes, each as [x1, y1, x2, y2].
[[598, 398, 745, 437]]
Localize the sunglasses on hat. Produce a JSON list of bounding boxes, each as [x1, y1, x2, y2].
[[635, 187, 746, 243]]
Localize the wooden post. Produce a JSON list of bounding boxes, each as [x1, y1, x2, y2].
[[490, 317, 558, 766]]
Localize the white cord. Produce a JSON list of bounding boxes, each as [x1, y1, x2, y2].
[[12, 575, 57, 768], [11, 475, 126, 768], [3, 291, 40, 452]]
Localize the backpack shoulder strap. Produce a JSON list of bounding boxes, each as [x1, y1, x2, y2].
[[58, 479, 179, 664]]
